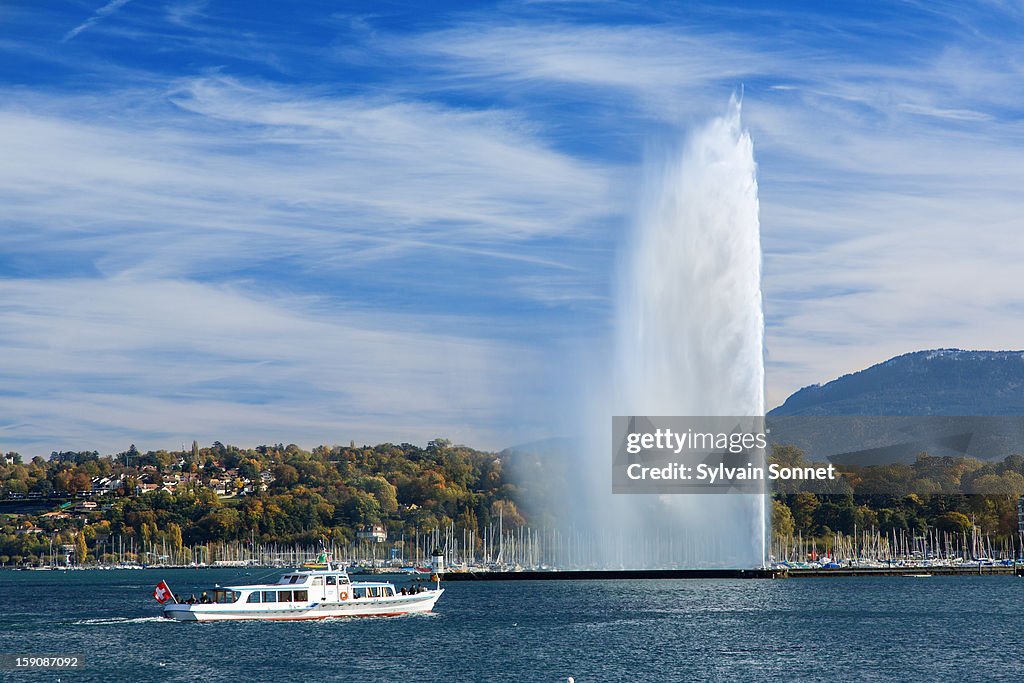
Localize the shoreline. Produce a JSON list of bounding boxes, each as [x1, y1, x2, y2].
[[5, 564, 1019, 579]]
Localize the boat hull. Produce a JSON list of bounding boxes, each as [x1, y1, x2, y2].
[[162, 589, 443, 621]]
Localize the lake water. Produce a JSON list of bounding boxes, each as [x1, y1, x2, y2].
[[2, 569, 1022, 681]]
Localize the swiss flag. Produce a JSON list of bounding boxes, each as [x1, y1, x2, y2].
[[153, 580, 175, 604]]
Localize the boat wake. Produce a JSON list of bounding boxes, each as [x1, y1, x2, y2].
[[74, 616, 169, 625], [309, 611, 441, 625]]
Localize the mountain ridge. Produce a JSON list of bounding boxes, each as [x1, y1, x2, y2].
[[769, 349, 1024, 416]]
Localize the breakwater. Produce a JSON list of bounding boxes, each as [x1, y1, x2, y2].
[[434, 565, 1021, 581]]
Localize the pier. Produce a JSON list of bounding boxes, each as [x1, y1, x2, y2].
[[434, 564, 1020, 581], [434, 568, 783, 581]]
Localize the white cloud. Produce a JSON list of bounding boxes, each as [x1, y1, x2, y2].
[[395, 16, 1024, 407], [0, 70, 620, 454], [63, 0, 134, 42], [0, 277, 546, 453], [6, 7, 1024, 454], [0, 77, 614, 278]]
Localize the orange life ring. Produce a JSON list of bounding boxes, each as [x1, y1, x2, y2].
[[339, 591, 348, 601]]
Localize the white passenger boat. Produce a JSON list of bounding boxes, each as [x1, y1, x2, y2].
[[156, 563, 443, 621]]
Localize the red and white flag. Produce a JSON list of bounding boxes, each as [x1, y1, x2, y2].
[[153, 580, 176, 604]]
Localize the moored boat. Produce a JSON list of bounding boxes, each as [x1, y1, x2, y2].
[[155, 563, 443, 621]]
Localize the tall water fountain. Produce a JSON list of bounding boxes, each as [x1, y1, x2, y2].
[[617, 97, 764, 421], [558, 97, 767, 569], [514, 97, 767, 569], [615, 96, 766, 568]]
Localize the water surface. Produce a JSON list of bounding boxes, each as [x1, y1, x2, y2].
[[2, 569, 1022, 681]]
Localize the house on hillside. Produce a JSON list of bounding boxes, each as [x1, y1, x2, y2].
[[357, 524, 387, 543]]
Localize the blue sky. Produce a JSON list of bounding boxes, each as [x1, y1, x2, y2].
[[2, 1, 1023, 455]]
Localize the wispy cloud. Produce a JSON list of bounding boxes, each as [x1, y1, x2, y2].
[[388, 10, 1024, 407], [4, 2, 1024, 452], [0, 277, 549, 453], [63, 0, 134, 42], [0, 77, 613, 265], [0, 72, 612, 452]]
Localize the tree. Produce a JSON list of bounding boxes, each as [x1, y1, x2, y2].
[[272, 464, 299, 488], [427, 438, 452, 453], [239, 459, 261, 482], [490, 500, 524, 527], [75, 531, 88, 565], [71, 473, 92, 495], [791, 492, 820, 534], [772, 500, 795, 538], [934, 511, 972, 534], [198, 508, 242, 542], [168, 523, 183, 557], [770, 444, 806, 468], [344, 490, 382, 525], [973, 472, 1024, 498], [358, 476, 399, 515], [457, 507, 479, 537]]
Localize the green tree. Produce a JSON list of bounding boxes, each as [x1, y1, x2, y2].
[[359, 476, 399, 515], [272, 464, 300, 488], [791, 492, 820, 534], [934, 511, 972, 534], [75, 531, 88, 565], [772, 500, 795, 538], [168, 523, 183, 557]]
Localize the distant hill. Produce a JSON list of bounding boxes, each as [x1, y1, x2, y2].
[[767, 350, 1024, 464], [769, 349, 1024, 417]]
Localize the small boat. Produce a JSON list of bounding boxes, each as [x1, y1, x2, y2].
[[157, 562, 443, 622], [901, 573, 931, 578]]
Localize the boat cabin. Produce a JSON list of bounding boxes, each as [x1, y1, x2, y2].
[[207, 568, 374, 605], [351, 583, 396, 599], [245, 588, 310, 604]]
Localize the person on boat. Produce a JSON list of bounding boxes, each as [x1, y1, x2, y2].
[[401, 587, 407, 595], [201, 592, 210, 603]]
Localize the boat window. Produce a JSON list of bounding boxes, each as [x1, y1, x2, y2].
[[353, 587, 367, 598], [386, 587, 395, 597], [313, 577, 323, 586], [211, 590, 239, 604], [247, 592, 261, 603], [279, 590, 293, 602], [289, 576, 299, 584], [326, 576, 336, 586], [294, 590, 308, 602], [263, 591, 277, 602]]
